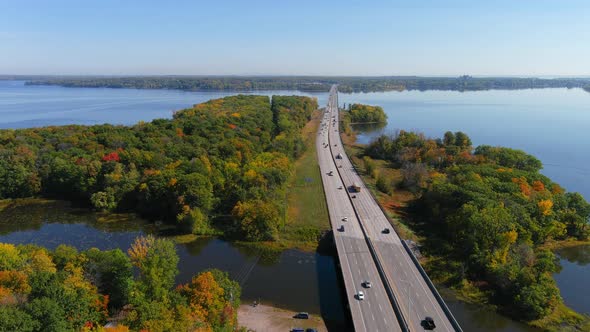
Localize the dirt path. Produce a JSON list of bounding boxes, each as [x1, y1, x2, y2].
[[238, 304, 328, 332]]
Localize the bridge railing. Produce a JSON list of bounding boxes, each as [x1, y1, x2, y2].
[[327, 107, 410, 332]]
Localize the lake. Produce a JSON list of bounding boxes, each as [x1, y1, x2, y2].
[[1, 80, 589, 331], [339, 88, 590, 200], [0, 80, 328, 128]]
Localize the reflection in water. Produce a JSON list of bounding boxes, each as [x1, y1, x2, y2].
[[0, 199, 349, 329], [554, 245, 590, 314]]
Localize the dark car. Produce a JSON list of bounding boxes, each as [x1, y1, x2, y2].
[[422, 316, 436, 330], [382, 228, 390, 234], [294, 312, 309, 319], [291, 328, 305, 332], [306, 329, 318, 332]]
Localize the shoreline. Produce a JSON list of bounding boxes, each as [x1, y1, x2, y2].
[[238, 303, 329, 332]]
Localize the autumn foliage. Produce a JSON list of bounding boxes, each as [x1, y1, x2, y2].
[[364, 130, 590, 321], [0, 238, 241, 331], [102, 151, 121, 162]]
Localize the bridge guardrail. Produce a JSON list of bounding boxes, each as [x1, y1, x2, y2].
[[401, 240, 463, 332], [326, 107, 410, 332]]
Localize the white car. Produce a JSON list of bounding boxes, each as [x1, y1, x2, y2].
[[357, 291, 365, 300], [363, 280, 372, 288], [342, 217, 348, 221]]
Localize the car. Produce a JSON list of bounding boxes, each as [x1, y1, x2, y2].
[[422, 316, 436, 330], [342, 217, 348, 221], [294, 312, 309, 319], [357, 291, 365, 300], [382, 228, 390, 234], [339, 225, 345, 232], [351, 195, 356, 198], [363, 280, 372, 288], [338, 186, 343, 189], [291, 328, 305, 332]]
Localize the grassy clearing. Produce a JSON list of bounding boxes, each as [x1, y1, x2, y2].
[[539, 238, 590, 251], [530, 303, 590, 331], [341, 139, 419, 241], [281, 109, 330, 250]]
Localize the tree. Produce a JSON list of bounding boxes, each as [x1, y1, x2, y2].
[[85, 248, 133, 311], [232, 200, 281, 241], [128, 236, 179, 302], [375, 172, 391, 194], [91, 189, 118, 211], [177, 207, 213, 235], [454, 131, 472, 148], [0, 306, 38, 332], [513, 275, 560, 320], [25, 297, 69, 332], [443, 131, 455, 146], [0, 243, 24, 270]]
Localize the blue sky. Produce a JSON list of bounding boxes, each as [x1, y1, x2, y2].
[[1, 0, 589, 76]]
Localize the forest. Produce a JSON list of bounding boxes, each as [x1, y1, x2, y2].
[[364, 131, 590, 321], [0, 95, 318, 241], [0, 236, 241, 331], [22, 75, 590, 93], [344, 103, 387, 124]]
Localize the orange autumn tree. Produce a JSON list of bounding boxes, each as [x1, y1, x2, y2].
[[177, 269, 241, 330]]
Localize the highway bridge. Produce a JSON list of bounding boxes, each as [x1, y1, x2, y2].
[[318, 86, 461, 331]]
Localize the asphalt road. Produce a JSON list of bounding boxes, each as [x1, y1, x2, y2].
[[327, 86, 456, 332], [317, 87, 401, 332]]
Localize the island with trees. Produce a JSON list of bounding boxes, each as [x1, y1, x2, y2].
[[350, 130, 590, 330], [345, 103, 387, 124], [21, 75, 590, 93], [0, 95, 318, 242]]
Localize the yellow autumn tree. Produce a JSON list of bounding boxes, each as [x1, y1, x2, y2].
[[538, 199, 554, 216]]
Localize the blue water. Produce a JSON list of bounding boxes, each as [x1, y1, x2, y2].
[[339, 88, 590, 200], [0, 80, 328, 128]]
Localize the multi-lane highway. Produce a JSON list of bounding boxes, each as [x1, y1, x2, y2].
[[321, 85, 460, 331], [317, 89, 401, 332]]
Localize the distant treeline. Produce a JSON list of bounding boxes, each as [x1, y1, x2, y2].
[[23, 75, 590, 93]]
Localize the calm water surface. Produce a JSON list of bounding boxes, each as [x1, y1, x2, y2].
[[1, 81, 589, 331], [0, 201, 348, 330], [0, 80, 328, 128]]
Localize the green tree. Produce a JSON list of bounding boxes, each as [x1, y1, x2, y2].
[[24, 297, 69, 332], [128, 236, 179, 302], [232, 200, 281, 241], [85, 248, 133, 311], [0, 306, 39, 332]]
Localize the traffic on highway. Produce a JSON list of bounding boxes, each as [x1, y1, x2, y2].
[[319, 85, 460, 331]]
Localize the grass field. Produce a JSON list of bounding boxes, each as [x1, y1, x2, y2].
[[282, 109, 330, 249]]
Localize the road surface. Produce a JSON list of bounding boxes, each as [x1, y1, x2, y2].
[[317, 88, 402, 332], [327, 86, 458, 331]]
